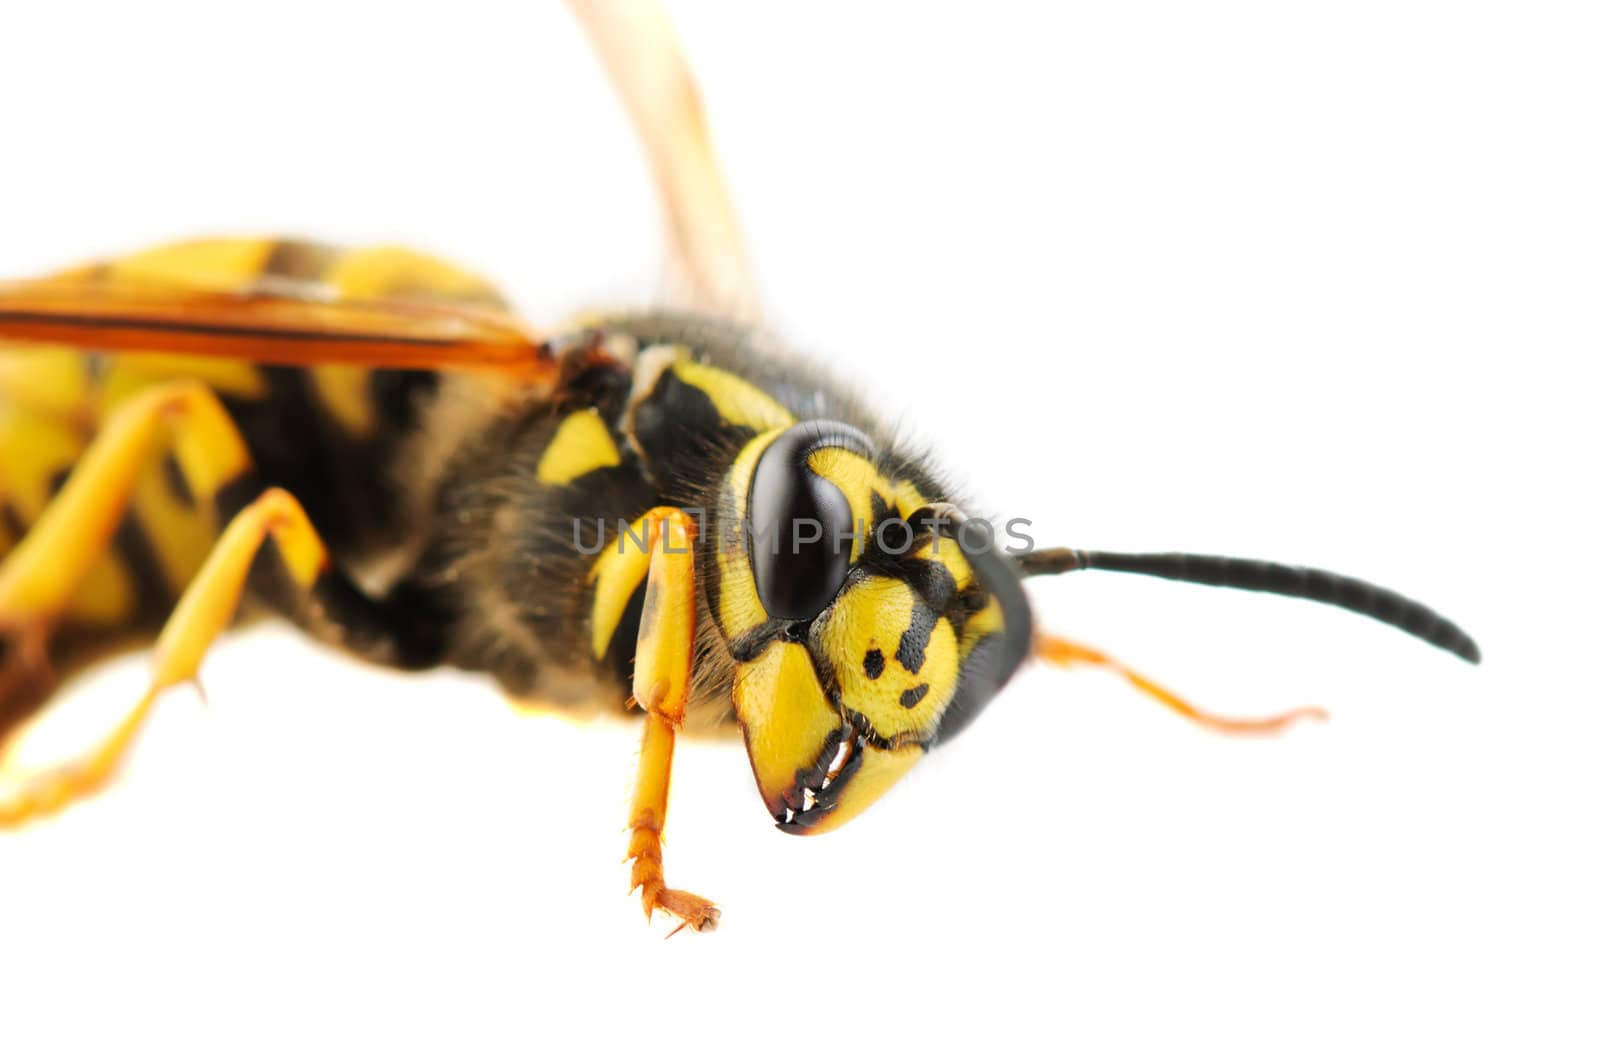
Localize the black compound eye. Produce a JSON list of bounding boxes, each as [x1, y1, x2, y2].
[[747, 420, 873, 621]]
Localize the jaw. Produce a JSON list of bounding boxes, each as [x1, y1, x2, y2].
[[734, 637, 926, 836], [772, 729, 925, 835], [773, 727, 863, 832]]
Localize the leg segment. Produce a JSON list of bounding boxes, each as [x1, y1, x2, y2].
[[623, 507, 719, 933], [0, 381, 251, 715], [0, 486, 444, 825], [1035, 633, 1329, 735], [0, 381, 249, 621]]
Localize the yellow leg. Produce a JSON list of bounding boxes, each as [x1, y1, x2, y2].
[[0, 380, 252, 707], [1035, 633, 1329, 735], [623, 506, 719, 934], [0, 488, 327, 826]]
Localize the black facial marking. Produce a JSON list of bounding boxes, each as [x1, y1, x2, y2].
[[894, 600, 937, 675], [869, 490, 894, 529], [727, 617, 796, 662], [863, 647, 885, 679], [903, 558, 957, 615], [899, 683, 929, 709]]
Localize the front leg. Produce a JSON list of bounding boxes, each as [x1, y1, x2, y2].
[[621, 507, 719, 934]]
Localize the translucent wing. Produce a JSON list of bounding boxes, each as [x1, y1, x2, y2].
[[569, 0, 758, 320], [0, 242, 553, 383]]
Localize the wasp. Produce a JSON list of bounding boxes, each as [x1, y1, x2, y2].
[[0, 1, 1477, 933]]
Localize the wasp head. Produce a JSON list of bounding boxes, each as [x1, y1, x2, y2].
[[709, 419, 1033, 834]]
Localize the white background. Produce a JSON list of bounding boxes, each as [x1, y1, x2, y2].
[[2, 2, 1595, 1060]]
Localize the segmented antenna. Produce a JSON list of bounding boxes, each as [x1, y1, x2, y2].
[[1017, 548, 1480, 664]]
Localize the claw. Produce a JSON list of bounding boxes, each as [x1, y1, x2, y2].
[[626, 825, 719, 934], [654, 888, 720, 934]]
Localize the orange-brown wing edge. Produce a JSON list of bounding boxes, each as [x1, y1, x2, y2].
[[0, 276, 555, 383]]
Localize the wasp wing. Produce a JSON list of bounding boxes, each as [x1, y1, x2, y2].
[[0, 246, 553, 382], [569, 0, 757, 320]]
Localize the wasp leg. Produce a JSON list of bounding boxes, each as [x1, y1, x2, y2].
[[568, 0, 756, 319], [0, 381, 251, 721], [1034, 633, 1330, 735], [622, 507, 719, 934], [0, 486, 444, 826]]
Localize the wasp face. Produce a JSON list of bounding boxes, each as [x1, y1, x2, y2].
[[712, 420, 1033, 835]]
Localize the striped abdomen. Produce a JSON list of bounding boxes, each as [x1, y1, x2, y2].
[[0, 237, 508, 677]]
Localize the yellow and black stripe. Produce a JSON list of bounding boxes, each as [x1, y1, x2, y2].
[[0, 236, 511, 698]]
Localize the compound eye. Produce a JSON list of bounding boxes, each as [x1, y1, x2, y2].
[[747, 421, 872, 621]]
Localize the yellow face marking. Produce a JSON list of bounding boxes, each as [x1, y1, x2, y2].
[[715, 545, 768, 641], [711, 429, 783, 641], [816, 574, 959, 742], [733, 640, 840, 814], [892, 478, 928, 516], [537, 408, 623, 486], [670, 358, 794, 432], [805, 450, 938, 567], [804, 447, 900, 563], [913, 534, 974, 591]]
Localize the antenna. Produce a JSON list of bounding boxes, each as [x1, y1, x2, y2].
[[1018, 548, 1480, 664]]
